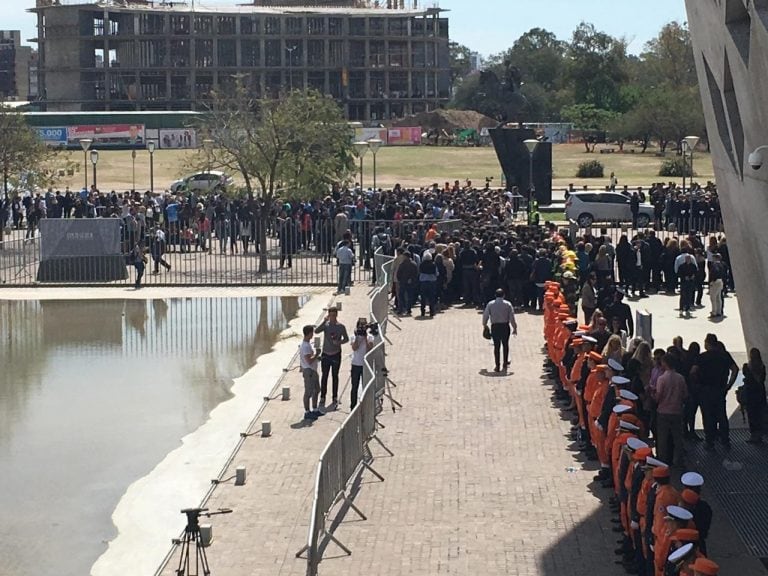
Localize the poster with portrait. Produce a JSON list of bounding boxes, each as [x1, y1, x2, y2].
[[159, 129, 197, 150]]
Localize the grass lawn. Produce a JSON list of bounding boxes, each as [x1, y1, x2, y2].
[[50, 143, 715, 198]]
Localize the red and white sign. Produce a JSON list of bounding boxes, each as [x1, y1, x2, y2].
[[67, 124, 146, 143], [387, 127, 422, 146]]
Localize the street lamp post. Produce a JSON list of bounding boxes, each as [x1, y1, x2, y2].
[[353, 141, 369, 190], [129, 137, 137, 192], [79, 138, 93, 191], [524, 139, 539, 225], [286, 43, 297, 92], [147, 140, 156, 194], [683, 135, 700, 233], [367, 138, 382, 190], [90, 149, 99, 190]]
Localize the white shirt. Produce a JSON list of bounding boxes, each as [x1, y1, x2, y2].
[[351, 335, 374, 367], [482, 297, 517, 327], [300, 340, 318, 371]]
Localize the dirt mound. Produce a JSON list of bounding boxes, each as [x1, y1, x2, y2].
[[390, 109, 496, 132]]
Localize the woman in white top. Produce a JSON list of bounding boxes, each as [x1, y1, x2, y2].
[[350, 318, 374, 408]]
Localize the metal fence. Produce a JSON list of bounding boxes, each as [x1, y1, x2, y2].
[[0, 218, 454, 287], [569, 216, 724, 245], [301, 248, 395, 576]]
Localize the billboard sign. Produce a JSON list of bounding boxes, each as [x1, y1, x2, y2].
[[67, 124, 145, 146], [387, 127, 422, 146], [36, 127, 68, 145], [159, 128, 197, 149], [354, 127, 387, 144], [39, 219, 122, 260]]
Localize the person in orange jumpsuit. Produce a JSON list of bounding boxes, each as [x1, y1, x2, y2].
[[691, 557, 719, 576], [666, 541, 696, 576], [637, 456, 667, 574], [616, 444, 653, 571], [643, 464, 675, 575], [654, 505, 693, 576], [588, 364, 612, 480], [665, 528, 703, 576]]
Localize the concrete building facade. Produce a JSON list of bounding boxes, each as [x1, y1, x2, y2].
[[686, 0, 768, 353], [0, 30, 34, 101], [29, 0, 451, 120]]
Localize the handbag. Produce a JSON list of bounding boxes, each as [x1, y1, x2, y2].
[[482, 325, 492, 340]]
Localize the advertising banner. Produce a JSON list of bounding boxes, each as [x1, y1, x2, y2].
[[39, 219, 122, 260], [354, 127, 388, 144], [66, 124, 145, 146], [387, 127, 422, 146], [36, 127, 68, 146], [159, 128, 197, 149]]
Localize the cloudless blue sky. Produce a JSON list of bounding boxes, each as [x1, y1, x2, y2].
[[9, 0, 688, 55]]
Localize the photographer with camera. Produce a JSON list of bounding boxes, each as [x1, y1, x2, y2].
[[350, 318, 375, 408]]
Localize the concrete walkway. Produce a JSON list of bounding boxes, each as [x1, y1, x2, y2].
[[179, 289, 764, 576]]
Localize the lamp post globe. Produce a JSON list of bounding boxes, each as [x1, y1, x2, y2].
[[353, 141, 369, 189], [367, 138, 383, 190], [79, 138, 93, 190]]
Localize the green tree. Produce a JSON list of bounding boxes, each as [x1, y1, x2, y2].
[[505, 28, 566, 91], [565, 22, 629, 112], [0, 106, 67, 244], [640, 22, 697, 88], [193, 83, 354, 272], [561, 103, 618, 131], [449, 41, 474, 90]]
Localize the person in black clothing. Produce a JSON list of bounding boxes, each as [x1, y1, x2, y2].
[[646, 230, 664, 292], [418, 252, 438, 317], [503, 249, 528, 308], [682, 341, 701, 440], [615, 235, 634, 294], [458, 241, 479, 307], [691, 334, 739, 450], [630, 191, 640, 228], [741, 347, 767, 444], [605, 289, 634, 337], [480, 243, 501, 304]]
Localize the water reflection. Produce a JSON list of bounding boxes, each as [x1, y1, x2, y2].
[[0, 296, 305, 576]]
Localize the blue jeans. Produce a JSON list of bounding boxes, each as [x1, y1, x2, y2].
[[337, 263, 352, 293]]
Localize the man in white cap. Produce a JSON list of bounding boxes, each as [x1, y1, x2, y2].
[[681, 472, 712, 555], [654, 506, 694, 576]]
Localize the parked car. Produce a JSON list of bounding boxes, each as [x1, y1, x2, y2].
[[565, 191, 655, 227], [169, 171, 234, 194]]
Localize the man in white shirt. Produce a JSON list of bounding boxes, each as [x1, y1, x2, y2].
[[336, 240, 355, 294], [300, 325, 323, 421], [482, 288, 518, 372]]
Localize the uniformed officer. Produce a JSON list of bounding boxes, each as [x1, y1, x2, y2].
[[655, 506, 694, 576], [681, 472, 712, 555]]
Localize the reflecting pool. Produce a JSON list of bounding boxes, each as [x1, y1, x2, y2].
[[0, 297, 303, 576]]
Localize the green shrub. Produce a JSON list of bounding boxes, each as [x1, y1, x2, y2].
[[576, 159, 605, 178], [659, 157, 694, 177]]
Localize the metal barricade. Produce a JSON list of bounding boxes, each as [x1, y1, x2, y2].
[[301, 246, 396, 575]]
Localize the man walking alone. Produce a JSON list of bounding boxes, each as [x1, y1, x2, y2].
[[482, 288, 518, 372]]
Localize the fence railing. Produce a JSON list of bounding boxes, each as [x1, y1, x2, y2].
[[300, 248, 395, 576], [568, 217, 725, 248], [0, 217, 452, 287]]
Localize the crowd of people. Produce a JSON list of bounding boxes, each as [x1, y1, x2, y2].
[[541, 277, 765, 576]]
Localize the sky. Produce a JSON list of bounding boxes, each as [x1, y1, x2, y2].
[[8, 0, 689, 55]]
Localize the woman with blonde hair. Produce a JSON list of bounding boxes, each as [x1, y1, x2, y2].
[[602, 334, 625, 363]]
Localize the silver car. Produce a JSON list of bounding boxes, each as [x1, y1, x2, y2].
[[565, 191, 655, 227], [170, 171, 234, 194]]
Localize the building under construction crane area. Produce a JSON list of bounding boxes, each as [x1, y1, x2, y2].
[[29, 0, 450, 121]]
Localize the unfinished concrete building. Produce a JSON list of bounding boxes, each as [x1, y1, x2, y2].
[[29, 0, 451, 120]]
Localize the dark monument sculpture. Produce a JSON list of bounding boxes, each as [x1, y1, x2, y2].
[[484, 60, 553, 206]]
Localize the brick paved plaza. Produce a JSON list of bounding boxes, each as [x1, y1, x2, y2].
[[141, 285, 763, 576]]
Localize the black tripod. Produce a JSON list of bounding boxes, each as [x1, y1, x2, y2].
[[175, 507, 232, 576]]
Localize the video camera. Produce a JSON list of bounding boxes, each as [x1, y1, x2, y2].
[[355, 319, 380, 338]]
